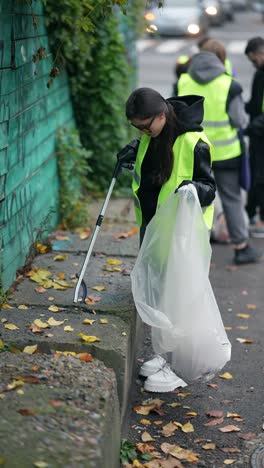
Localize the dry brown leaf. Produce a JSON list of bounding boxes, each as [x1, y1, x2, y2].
[[162, 422, 179, 437], [219, 425, 241, 433], [92, 285, 107, 291], [238, 432, 256, 440], [141, 431, 155, 442], [202, 443, 216, 450], [236, 338, 254, 344], [114, 227, 139, 239], [34, 286, 47, 293], [136, 442, 156, 454], [160, 443, 177, 454], [85, 295, 101, 305], [154, 420, 163, 425], [18, 408, 36, 416], [219, 372, 233, 379], [140, 419, 151, 425], [204, 417, 224, 426], [133, 404, 157, 416], [223, 460, 236, 465], [227, 413, 241, 419], [181, 422, 194, 433], [246, 304, 256, 310], [206, 410, 224, 418], [207, 383, 218, 388], [221, 448, 241, 453], [177, 392, 191, 398]]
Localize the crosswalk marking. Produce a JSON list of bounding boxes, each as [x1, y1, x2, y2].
[[226, 40, 247, 54], [155, 40, 186, 54], [136, 39, 247, 56]]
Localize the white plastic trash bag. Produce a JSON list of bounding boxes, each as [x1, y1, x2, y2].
[[131, 186, 231, 382]]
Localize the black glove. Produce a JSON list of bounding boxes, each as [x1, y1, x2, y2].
[[116, 139, 140, 165], [174, 180, 193, 193]]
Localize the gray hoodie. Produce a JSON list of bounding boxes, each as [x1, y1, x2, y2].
[[188, 52, 248, 129]]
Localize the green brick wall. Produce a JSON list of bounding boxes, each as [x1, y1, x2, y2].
[[0, 0, 75, 291]]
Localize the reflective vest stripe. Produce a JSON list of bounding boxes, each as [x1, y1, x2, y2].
[[177, 73, 241, 162]]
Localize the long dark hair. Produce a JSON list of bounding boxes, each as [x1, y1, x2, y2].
[[126, 87, 177, 185]]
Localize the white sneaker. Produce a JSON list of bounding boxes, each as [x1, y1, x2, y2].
[[144, 364, 187, 393], [139, 355, 166, 377]]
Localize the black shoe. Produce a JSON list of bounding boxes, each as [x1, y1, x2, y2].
[[234, 244, 262, 265]]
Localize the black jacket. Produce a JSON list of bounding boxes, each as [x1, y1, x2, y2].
[[245, 69, 264, 183], [135, 95, 216, 224]]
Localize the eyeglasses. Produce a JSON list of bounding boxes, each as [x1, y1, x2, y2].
[[130, 115, 156, 134]]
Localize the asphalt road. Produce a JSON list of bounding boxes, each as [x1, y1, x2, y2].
[[137, 10, 264, 99]]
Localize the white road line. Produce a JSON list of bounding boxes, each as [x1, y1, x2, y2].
[[156, 40, 186, 54], [136, 39, 156, 52], [226, 40, 247, 54]]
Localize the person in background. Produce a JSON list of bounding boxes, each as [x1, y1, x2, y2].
[[175, 40, 262, 264], [172, 55, 191, 96], [118, 87, 216, 392], [244, 37, 264, 237], [197, 36, 234, 76]]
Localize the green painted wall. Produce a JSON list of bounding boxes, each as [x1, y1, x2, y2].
[[0, 0, 75, 291]]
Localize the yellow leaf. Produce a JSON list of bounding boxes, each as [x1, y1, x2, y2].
[[47, 317, 66, 326], [18, 305, 28, 310], [48, 297, 55, 301], [236, 326, 248, 330], [236, 313, 250, 319], [99, 319, 108, 324], [53, 254, 68, 261], [202, 443, 216, 450], [41, 280, 54, 289], [224, 460, 236, 465], [2, 303, 14, 309], [0, 339, 5, 350], [29, 269, 52, 283], [56, 273, 65, 279], [64, 326, 74, 332], [132, 461, 144, 468], [185, 412, 198, 417], [17, 389, 24, 395], [78, 333, 101, 343], [236, 337, 253, 344], [33, 462, 49, 468], [36, 243, 48, 254], [23, 345, 38, 355], [4, 323, 19, 330], [55, 351, 77, 357], [227, 413, 241, 418], [219, 372, 233, 379], [48, 305, 60, 312], [178, 392, 191, 397], [53, 280, 73, 289], [6, 380, 24, 390], [181, 422, 194, 433], [154, 420, 163, 425], [106, 258, 122, 265], [0, 394, 5, 399], [79, 229, 91, 240], [92, 285, 107, 291], [82, 319, 96, 325], [167, 402, 182, 408], [1, 318, 7, 323], [34, 319, 49, 329], [140, 419, 151, 425]]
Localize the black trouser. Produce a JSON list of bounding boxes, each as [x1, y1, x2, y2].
[[246, 183, 264, 222], [139, 220, 147, 247]]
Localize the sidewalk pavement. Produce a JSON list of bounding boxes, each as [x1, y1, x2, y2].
[[1, 197, 264, 468], [0, 197, 140, 468]]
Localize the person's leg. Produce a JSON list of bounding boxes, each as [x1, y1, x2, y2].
[[246, 184, 258, 223], [250, 184, 264, 237], [214, 168, 261, 264]]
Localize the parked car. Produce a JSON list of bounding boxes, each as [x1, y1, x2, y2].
[[202, 0, 226, 25], [219, 0, 235, 20], [144, 0, 209, 37], [232, 0, 250, 9]]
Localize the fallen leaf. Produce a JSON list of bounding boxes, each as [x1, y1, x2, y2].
[[181, 422, 194, 433], [227, 413, 241, 419], [185, 412, 198, 418], [34, 319, 49, 329], [207, 383, 218, 388], [140, 419, 151, 425], [247, 304, 256, 310], [53, 254, 68, 261], [206, 410, 224, 418], [141, 431, 155, 442], [18, 408, 36, 416], [56, 273, 65, 279], [99, 319, 108, 324], [0, 339, 4, 350], [162, 422, 179, 437], [236, 326, 248, 330], [33, 461, 48, 468], [204, 417, 224, 426], [36, 243, 48, 254], [47, 317, 66, 326], [78, 333, 101, 343], [154, 420, 163, 425], [5, 380, 24, 391], [34, 286, 47, 293], [219, 425, 241, 433], [4, 323, 19, 330], [219, 372, 233, 379], [15, 375, 40, 384], [106, 258, 123, 265], [221, 448, 241, 453], [167, 402, 182, 408], [18, 305, 28, 310], [79, 228, 91, 240], [48, 305, 61, 312], [0, 319, 7, 323], [161, 442, 180, 454], [77, 352, 93, 362], [238, 432, 256, 440], [83, 319, 96, 325], [236, 313, 250, 319], [236, 338, 254, 344], [114, 227, 139, 239], [133, 404, 157, 415], [48, 400, 65, 407], [1, 303, 14, 309], [55, 234, 69, 240], [136, 442, 156, 454], [31, 366, 40, 372], [223, 460, 236, 465], [55, 351, 77, 358], [23, 345, 38, 355], [92, 285, 107, 291], [225, 326, 233, 330], [48, 297, 54, 301], [64, 326, 74, 332], [202, 443, 216, 450], [17, 389, 24, 395], [85, 295, 101, 305], [177, 392, 191, 398]]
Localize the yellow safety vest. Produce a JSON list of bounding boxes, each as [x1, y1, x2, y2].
[[132, 131, 214, 230], [177, 73, 241, 162]]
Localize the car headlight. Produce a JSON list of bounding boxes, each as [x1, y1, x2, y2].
[[205, 6, 218, 14], [187, 24, 200, 34], [145, 12, 156, 21], [146, 24, 158, 33]]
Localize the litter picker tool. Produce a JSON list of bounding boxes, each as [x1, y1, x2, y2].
[[73, 140, 139, 303]]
